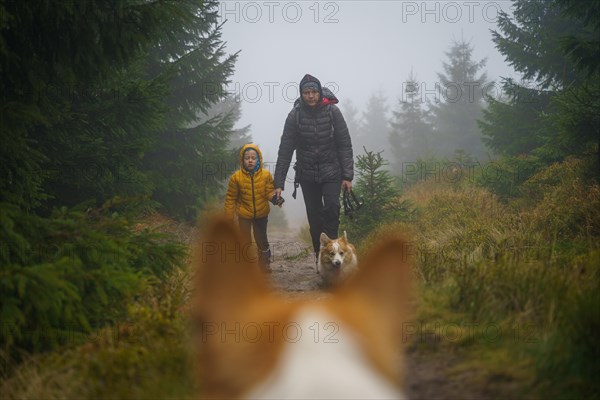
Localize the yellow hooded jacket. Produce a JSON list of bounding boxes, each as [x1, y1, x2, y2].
[[224, 144, 274, 219]]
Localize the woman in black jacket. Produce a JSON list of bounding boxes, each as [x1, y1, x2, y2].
[[274, 74, 354, 266]]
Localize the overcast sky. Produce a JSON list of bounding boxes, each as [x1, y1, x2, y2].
[[218, 0, 519, 225]]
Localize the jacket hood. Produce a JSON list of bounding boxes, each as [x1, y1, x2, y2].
[[239, 143, 263, 172], [299, 74, 322, 107], [296, 74, 339, 108], [299, 74, 322, 93], [321, 87, 339, 105]]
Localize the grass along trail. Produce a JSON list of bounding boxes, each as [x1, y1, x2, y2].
[[266, 228, 527, 400], [0, 223, 537, 399]]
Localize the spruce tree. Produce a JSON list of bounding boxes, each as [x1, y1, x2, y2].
[[0, 0, 238, 356], [0, 0, 238, 219], [221, 96, 252, 152], [389, 70, 435, 172], [140, 5, 238, 220], [430, 39, 492, 159], [479, 84, 556, 157], [492, 0, 585, 89], [0, 1, 202, 210], [555, 0, 600, 78], [483, 0, 599, 168], [341, 99, 363, 155], [341, 148, 414, 243], [217, 95, 253, 181], [358, 92, 389, 157], [142, 28, 238, 219]]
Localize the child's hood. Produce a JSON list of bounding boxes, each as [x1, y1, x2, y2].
[[239, 143, 263, 170]]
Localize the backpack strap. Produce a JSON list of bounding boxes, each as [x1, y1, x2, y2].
[[294, 103, 301, 126], [294, 102, 333, 130], [328, 104, 334, 137], [289, 104, 300, 200]]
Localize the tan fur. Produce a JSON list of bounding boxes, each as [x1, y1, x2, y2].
[[192, 217, 414, 399], [318, 231, 358, 287]]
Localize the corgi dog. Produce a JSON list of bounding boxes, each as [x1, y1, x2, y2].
[[192, 217, 413, 399], [318, 231, 358, 287]]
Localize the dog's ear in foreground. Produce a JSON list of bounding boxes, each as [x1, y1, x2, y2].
[[192, 216, 414, 399]]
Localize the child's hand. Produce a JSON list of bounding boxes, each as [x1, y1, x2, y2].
[[271, 194, 284, 207]]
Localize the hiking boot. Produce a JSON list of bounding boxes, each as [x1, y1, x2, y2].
[[259, 248, 272, 274]]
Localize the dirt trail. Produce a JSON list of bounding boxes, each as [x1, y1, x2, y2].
[[266, 229, 511, 400], [268, 230, 321, 292]]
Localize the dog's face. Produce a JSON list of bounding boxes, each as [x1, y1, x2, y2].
[[192, 217, 413, 399], [319, 231, 355, 270]]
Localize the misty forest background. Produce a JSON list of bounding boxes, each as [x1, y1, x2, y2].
[[1, 0, 599, 399]]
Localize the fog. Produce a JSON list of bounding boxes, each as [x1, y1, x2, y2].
[[218, 0, 519, 226]]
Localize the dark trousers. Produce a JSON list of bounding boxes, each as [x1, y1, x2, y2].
[[238, 217, 271, 264], [300, 181, 341, 254]]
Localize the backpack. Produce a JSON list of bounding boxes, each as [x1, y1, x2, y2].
[[293, 86, 338, 130]]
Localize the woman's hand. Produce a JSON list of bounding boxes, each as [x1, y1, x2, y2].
[[341, 180, 352, 192], [274, 188, 283, 199]]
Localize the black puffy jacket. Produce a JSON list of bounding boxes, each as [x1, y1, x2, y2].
[[274, 74, 354, 190]]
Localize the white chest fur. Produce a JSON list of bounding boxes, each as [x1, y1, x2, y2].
[[244, 308, 405, 400]]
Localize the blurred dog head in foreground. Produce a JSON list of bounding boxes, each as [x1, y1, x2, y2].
[[192, 217, 413, 399]]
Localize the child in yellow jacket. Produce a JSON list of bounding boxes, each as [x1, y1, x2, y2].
[[224, 144, 276, 271]]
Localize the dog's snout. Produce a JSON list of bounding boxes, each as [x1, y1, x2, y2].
[[333, 260, 342, 267]]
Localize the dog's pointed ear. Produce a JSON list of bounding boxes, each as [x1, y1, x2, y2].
[[193, 217, 268, 318], [338, 236, 414, 333], [320, 232, 332, 248], [343, 231, 348, 242]]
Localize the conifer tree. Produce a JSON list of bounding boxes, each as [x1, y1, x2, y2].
[[140, 6, 238, 220], [389, 70, 435, 172], [357, 93, 389, 157], [221, 96, 252, 152], [0, 0, 238, 355], [430, 39, 492, 159], [216, 95, 253, 181], [482, 0, 599, 168], [0, 0, 238, 219], [341, 148, 414, 243], [555, 0, 600, 78], [341, 99, 363, 155], [0, 1, 202, 210]]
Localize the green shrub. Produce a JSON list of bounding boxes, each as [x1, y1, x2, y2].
[[394, 157, 599, 397], [521, 157, 600, 239], [535, 250, 600, 399], [476, 155, 544, 199], [0, 201, 186, 356], [0, 268, 195, 399]]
